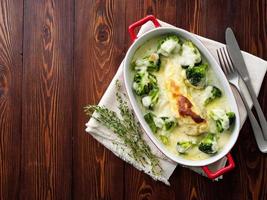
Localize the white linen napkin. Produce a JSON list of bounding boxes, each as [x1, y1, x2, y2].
[[86, 20, 267, 185]]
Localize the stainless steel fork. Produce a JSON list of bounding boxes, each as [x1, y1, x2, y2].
[[217, 47, 267, 153]]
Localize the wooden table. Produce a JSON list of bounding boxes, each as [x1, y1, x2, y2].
[[0, 0, 267, 199]]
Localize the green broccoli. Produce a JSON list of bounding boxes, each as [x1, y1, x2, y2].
[[210, 109, 236, 133], [180, 40, 202, 68], [157, 35, 181, 56], [153, 116, 177, 131], [177, 141, 194, 154], [144, 112, 158, 133], [204, 86, 222, 105], [226, 112, 236, 126], [132, 71, 157, 96], [141, 87, 159, 109], [159, 135, 169, 145], [144, 112, 178, 133], [185, 63, 208, 89], [133, 53, 161, 72], [158, 35, 179, 49], [161, 117, 178, 131], [198, 133, 218, 154]]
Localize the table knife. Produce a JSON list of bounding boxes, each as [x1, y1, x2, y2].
[[225, 27, 267, 140]]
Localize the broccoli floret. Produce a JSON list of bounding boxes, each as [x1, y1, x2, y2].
[[210, 109, 236, 133], [153, 116, 177, 131], [181, 65, 190, 69], [161, 117, 178, 131], [177, 141, 194, 154], [144, 112, 178, 133], [227, 112, 236, 126], [185, 63, 208, 89], [198, 133, 218, 154], [147, 53, 161, 71], [144, 112, 158, 133], [153, 116, 165, 128], [204, 86, 222, 105], [180, 40, 202, 68], [167, 35, 180, 42], [159, 135, 169, 145], [132, 71, 157, 96], [216, 120, 224, 133], [157, 35, 181, 56], [141, 87, 159, 109], [134, 53, 161, 72], [158, 35, 179, 49]]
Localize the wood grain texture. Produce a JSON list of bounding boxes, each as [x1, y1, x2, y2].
[[20, 0, 73, 199], [0, 0, 267, 199], [123, 1, 178, 200], [73, 0, 125, 199], [0, 0, 23, 199]]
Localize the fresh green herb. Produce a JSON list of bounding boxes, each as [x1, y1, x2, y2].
[[84, 80, 162, 176]]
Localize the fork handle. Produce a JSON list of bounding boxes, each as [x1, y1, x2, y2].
[[235, 83, 267, 152], [244, 80, 267, 140]]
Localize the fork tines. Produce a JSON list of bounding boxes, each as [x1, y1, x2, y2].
[[217, 47, 236, 75]]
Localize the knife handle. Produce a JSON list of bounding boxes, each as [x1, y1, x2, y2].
[[235, 81, 267, 152], [244, 79, 267, 140]]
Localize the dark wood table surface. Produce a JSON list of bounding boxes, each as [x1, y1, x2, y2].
[[1, 0, 267, 199]]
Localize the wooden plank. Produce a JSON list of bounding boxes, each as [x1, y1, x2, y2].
[[225, 1, 267, 199], [123, 1, 177, 200], [0, 0, 23, 199], [20, 0, 73, 199], [172, 1, 267, 200], [123, 0, 267, 200], [73, 0, 126, 199], [173, 1, 245, 200], [0, 0, 264, 199]]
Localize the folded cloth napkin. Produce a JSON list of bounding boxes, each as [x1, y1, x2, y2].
[[86, 20, 267, 185]]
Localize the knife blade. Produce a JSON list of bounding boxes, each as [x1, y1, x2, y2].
[[225, 28, 249, 81], [225, 27, 267, 140]]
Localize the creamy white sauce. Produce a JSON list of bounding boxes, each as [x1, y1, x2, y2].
[[132, 36, 233, 161], [179, 44, 200, 66], [142, 96, 152, 108], [153, 117, 165, 128], [210, 109, 230, 130], [158, 39, 180, 56]]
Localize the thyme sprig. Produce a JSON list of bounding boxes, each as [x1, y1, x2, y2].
[[84, 80, 162, 176]]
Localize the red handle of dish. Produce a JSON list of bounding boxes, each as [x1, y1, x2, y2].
[[201, 153, 235, 179], [128, 15, 160, 42]]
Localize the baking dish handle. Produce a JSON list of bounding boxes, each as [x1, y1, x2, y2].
[[128, 15, 160, 42], [201, 153, 235, 179]]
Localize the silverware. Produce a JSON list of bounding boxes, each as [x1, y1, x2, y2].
[[217, 47, 267, 153], [225, 27, 267, 140]]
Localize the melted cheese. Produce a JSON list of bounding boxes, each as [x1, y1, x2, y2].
[[158, 39, 180, 56], [132, 36, 232, 161], [178, 43, 200, 66]]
